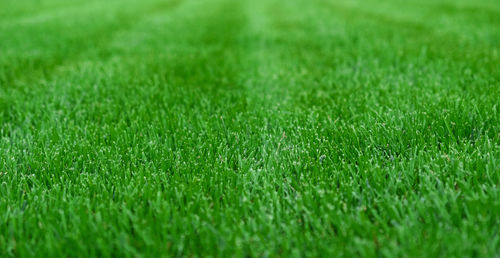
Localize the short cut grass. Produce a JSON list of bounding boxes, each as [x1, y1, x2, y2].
[[0, 0, 499, 256]]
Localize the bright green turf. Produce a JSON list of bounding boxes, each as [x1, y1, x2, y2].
[[1, 0, 499, 256]]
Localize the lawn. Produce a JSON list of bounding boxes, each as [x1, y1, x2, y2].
[[0, 0, 499, 256]]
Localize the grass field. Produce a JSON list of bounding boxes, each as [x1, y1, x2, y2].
[[1, 0, 499, 256]]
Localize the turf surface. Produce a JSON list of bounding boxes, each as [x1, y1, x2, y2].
[[1, 0, 499, 256]]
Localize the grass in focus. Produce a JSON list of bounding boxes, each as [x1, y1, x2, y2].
[[0, 0, 499, 256]]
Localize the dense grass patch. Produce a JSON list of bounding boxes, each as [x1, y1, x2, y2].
[[0, 0, 499, 256]]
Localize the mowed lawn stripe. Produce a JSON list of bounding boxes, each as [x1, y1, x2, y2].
[[0, 0, 184, 87], [316, 0, 499, 69], [0, 0, 90, 23], [1, 0, 292, 256], [238, 0, 500, 255]]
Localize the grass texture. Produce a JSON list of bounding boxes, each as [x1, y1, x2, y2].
[[0, 0, 499, 256]]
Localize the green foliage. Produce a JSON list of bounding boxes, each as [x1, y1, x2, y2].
[[0, 0, 499, 256]]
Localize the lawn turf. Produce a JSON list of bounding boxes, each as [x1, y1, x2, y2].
[[0, 0, 499, 256]]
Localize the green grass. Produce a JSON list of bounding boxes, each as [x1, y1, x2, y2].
[[1, 0, 499, 256]]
